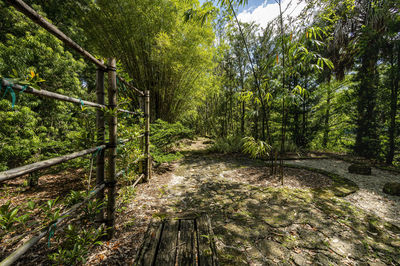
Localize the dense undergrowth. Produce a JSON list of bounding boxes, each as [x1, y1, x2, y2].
[[150, 119, 194, 164], [0, 117, 193, 264]]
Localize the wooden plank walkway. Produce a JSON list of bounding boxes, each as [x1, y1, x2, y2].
[[134, 215, 218, 266]]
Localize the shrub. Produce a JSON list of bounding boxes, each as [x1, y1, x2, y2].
[[49, 224, 104, 265], [150, 119, 194, 151], [242, 136, 271, 158], [150, 119, 193, 164], [208, 135, 244, 154]]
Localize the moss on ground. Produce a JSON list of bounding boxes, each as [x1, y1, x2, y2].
[[162, 152, 399, 265]]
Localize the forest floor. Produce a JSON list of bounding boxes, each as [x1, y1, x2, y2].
[[2, 138, 400, 265], [85, 138, 400, 265]]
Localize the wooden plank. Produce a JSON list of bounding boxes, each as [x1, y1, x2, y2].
[[155, 219, 179, 265], [196, 216, 213, 266], [206, 215, 218, 266], [0, 145, 106, 182], [177, 219, 195, 266], [134, 221, 163, 266]]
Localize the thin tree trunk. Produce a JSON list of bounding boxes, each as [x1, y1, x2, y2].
[[261, 105, 266, 141], [278, 0, 286, 155], [302, 78, 307, 148], [355, 52, 379, 158], [241, 101, 245, 136], [322, 76, 332, 148], [386, 45, 399, 164]]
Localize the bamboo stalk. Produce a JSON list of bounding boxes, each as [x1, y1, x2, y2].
[[144, 90, 151, 181], [132, 174, 145, 188], [0, 185, 105, 266], [117, 76, 144, 96], [0, 79, 137, 115], [6, 0, 107, 70], [0, 145, 107, 182], [106, 58, 117, 239], [96, 65, 105, 223], [139, 136, 144, 174]]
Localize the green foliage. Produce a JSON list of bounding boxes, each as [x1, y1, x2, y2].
[[117, 121, 144, 171], [208, 135, 244, 154], [63, 190, 104, 219], [242, 137, 271, 159], [150, 119, 194, 151], [117, 186, 136, 212], [0, 101, 42, 170], [82, 0, 216, 122], [40, 198, 66, 222], [83, 199, 104, 220], [0, 201, 29, 231], [64, 190, 86, 207], [151, 149, 184, 164], [0, 2, 96, 171], [49, 224, 104, 265], [148, 119, 193, 163]]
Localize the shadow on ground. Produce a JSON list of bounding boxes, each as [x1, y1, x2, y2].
[[162, 153, 400, 265]]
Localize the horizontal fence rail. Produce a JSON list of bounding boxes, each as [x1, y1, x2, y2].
[[118, 135, 145, 145], [1, 79, 138, 115], [117, 76, 144, 96], [6, 0, 107, 70], [0, 145, 107, 182], [0, 184, 105, 266]]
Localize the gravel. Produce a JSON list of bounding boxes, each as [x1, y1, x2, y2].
[[289, 159, 400, 226]]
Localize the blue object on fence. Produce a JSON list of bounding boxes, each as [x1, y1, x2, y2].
[[20, 85, 28, 94], [79, 98, 85, 110], [1, 80, 16, 109], [47, 223, 57, 247]]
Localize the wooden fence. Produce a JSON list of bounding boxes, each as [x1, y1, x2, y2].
[[0, 0, 151, 265]]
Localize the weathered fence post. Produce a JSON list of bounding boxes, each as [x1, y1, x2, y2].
[[139, 96, 144, 175], [139, 135, 144, 174], [96, 61, 105, 223], [106, 58, 117, 239], [144, 90, 151, 181]]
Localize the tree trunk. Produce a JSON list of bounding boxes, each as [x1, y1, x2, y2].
[[261, 105, 266, 141], [322, 76, 331, 148], [386, 45, 399, 164], [354, 52, 379, 158], [241, 101, 245, 136]]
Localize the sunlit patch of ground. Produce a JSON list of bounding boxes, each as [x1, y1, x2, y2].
[[288, 159, 400, 227], [161, 153, 400, 265]]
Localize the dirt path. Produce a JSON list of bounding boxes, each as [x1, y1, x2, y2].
[[86, 139, 400, 265]]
